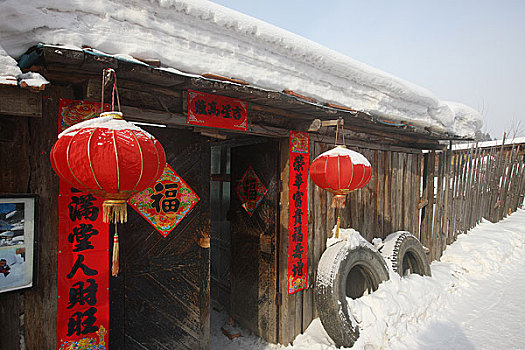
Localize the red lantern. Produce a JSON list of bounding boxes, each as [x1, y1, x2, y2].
[[50, 111, 166, 222], [310, 145, 372, 237], [310, 145, 372, 206]]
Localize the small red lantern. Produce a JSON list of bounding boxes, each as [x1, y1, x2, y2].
[[50, 111, 166, 222], [310, 145, 372, 237], [310, 145, 372, 206]]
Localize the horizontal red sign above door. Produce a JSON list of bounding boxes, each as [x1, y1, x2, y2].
[[187, 90, 248, 131]]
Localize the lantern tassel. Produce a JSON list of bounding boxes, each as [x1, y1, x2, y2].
[[331, 194, 347, 208], [112, 226, 119, 277], [335, 215, 341, 239], [103, 200, 127, 223]]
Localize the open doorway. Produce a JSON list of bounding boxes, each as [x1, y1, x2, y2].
[[210, 144, 232, 311], [209, 138, 280, 345]]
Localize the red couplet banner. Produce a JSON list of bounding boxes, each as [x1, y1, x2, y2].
[[187, 89, 248, 131], [56, 99, 109, 350], [287, 131, 309, 294], [57, 184, 109, 350]]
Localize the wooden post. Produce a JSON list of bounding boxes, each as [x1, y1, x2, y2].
[[497, 144, 513, 220], [443, 144, 452, 246], [501, 146, 517, 218], [279, 137, 294, 345], [489, 135, 506, 222], [383, 151, 392, 238], [403, 153, 412, 232], [0, 115, 31, 350], [467, 145, 480, 229], [414, 153, 423, 240], [376, 150, 385, 237], [25, 89, 66, 349], [420, 151, 435, 260], [432, 153, 443, 259], [447, 147, 458, 244]]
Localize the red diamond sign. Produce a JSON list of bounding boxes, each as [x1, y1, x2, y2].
[[235, 166, 267, 216], [128, 164, 200, 237]]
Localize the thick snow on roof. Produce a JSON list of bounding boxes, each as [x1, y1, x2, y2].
[[0, 43, 49, 89], [0, 0, 482, 136], [0, 45, 21, 86], [444, 101, 483, 138]]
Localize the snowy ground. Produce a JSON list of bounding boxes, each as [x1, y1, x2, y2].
[[210, 208, 525, 350]]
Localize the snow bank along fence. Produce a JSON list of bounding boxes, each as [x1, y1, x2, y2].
[[280, 138, 525, 344]]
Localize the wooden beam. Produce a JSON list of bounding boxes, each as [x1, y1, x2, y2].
[[0, 86, 42, 117], [85, 78, 182, 100], [249, 102, 310, 120]]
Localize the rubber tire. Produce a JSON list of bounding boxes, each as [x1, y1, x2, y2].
[[315, 241, 389, 348], [381, 231, 431, 277]]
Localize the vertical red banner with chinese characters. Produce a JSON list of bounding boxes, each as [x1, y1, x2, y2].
[[288, 131, 309, 294], [57, 185, 109, 350], [57, 99, 109, 350]]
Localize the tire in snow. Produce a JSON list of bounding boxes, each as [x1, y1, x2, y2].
[[315, 241, 389, 347], [380, 231, 431, 277]]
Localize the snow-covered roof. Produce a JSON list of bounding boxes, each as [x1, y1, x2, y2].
[[444, 101, 483, 138], [0, 43, 49, 90], [0, 0, 482, 137]]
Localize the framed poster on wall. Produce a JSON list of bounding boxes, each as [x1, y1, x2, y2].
[[0, 194, 38, 293]]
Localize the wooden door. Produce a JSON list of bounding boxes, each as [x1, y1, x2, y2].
[[110, 128, 211, 350], [229, 139, 280, 343]]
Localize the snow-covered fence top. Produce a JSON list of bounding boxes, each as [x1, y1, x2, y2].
[[453, 136, 525, 151], [0, 0, 482, 137]]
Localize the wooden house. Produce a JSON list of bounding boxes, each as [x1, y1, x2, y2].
[[1, 43, 522, 350]]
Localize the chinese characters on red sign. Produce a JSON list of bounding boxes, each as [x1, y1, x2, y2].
[[187, 90, 248, 131], [57, 100, 109, 350], [57, 185, 109, 350], [288, 131, 309, 294], [235, 166, 268, 216], [128, 164, 200, 237]]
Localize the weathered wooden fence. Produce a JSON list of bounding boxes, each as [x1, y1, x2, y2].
[[424, 141, 525, 261], [280, 139, 525, 344]]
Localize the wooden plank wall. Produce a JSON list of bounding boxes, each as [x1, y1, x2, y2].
[[279, 141, 424, 344], [281, 140, 525, 344], [0, 87, 73, 350]]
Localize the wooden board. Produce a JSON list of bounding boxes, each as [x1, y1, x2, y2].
[[230, 139, 279, 343], [0, 115, 31, 350], [24, 87, 74, 350], [0, 86, 42, 117], [111, 128, 211, 350]]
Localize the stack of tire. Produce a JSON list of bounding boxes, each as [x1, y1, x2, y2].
[[315, 231, 431, 347]]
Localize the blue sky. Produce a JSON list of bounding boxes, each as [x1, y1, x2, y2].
[[211, 0, 525, 138]]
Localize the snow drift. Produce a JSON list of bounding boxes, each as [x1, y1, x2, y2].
[[208, 209, 525, 349], [0, 0, 482, 136]]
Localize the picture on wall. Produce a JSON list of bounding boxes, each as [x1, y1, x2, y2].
[[0, 195, 37, 293]]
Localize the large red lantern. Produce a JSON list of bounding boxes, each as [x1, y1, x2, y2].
[[50, 111, 166, 222], [310, 145, 372, 237], [50, 68, 166, 275], [50, 111, 166, 275]]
